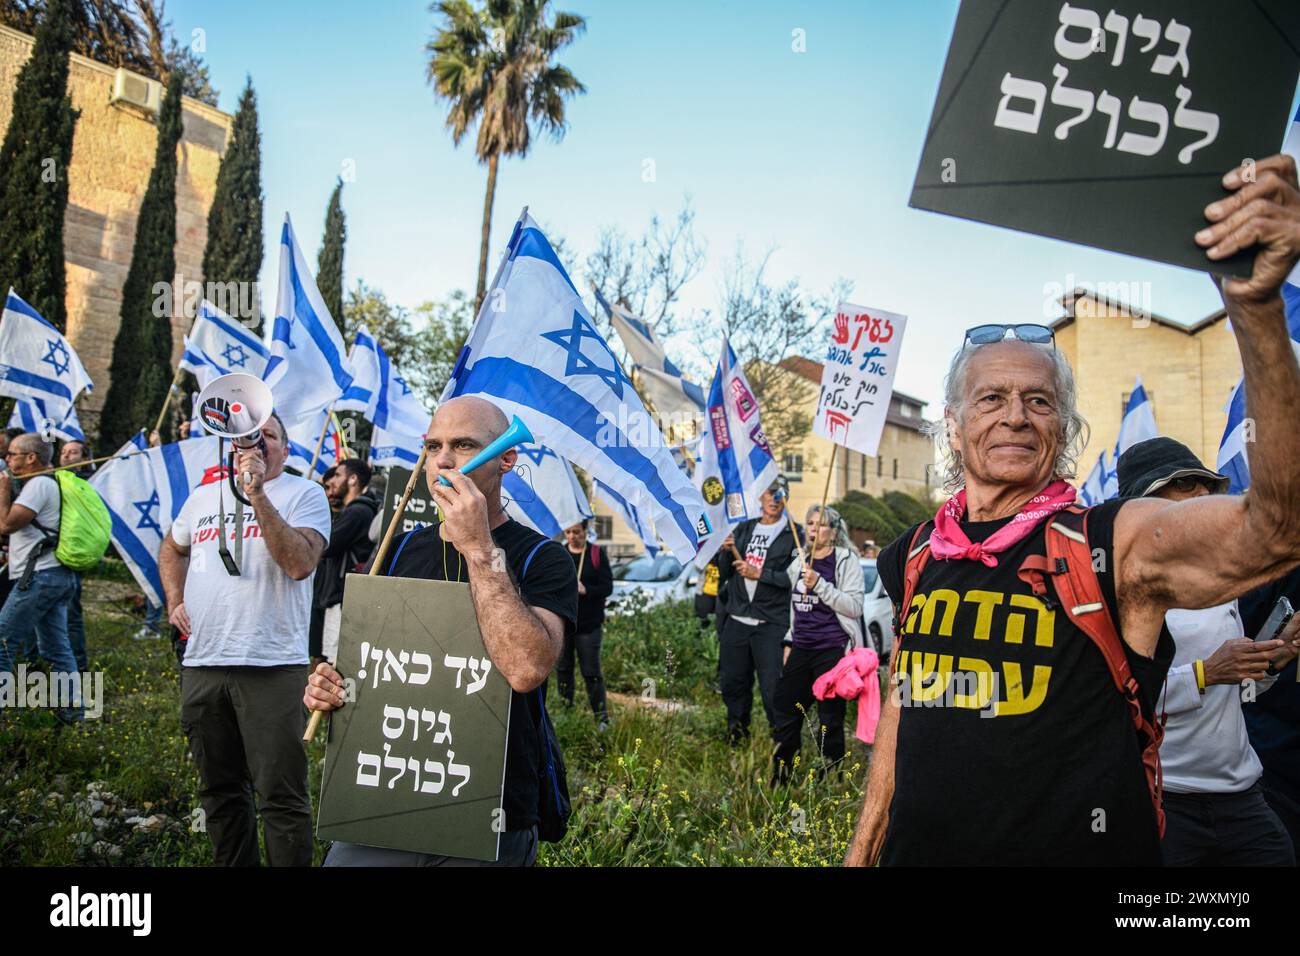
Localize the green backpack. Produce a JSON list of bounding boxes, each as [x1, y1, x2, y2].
[[30, 471, 113, 572]]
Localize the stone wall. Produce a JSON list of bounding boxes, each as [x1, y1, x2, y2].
[[0, 25, 232, 438]]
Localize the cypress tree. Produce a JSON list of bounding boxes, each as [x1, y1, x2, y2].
[[201, 76, 264, 333], [0, 0, 79, 332], [99, 71, 184, 452], [317, 179, 345, 334]]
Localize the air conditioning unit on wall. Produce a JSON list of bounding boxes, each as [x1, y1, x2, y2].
[[109, 67, 162, 117]]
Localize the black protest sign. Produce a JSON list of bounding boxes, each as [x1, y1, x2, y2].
[[910, 0, 1300, 277], [316, 575, 511, 861], [381, 466, 438, 538]]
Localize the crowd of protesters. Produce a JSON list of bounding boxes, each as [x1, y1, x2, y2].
[[5, 152, 1300, 872]]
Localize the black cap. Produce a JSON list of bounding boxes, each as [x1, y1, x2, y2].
[[1116, 436, 1228, 499]]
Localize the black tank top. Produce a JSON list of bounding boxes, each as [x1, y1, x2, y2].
[[877, 499, 1173, 866]]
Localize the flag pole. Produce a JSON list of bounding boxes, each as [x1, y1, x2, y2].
[[150, 368, 185, 438], [331, 411, 351, 460], [306, 405, 335, 476], [23, 447, 151, 478], [816, 442, 837, 528], [304, 443, 428, 744]]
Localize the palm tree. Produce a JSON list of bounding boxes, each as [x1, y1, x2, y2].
[[426, 0, 586, 310]]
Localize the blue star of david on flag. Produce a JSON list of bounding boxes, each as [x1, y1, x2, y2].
[[516, 443, 559, 466], [42, 339, 70, 377], [133, 491, 161, 534], [393, 374, 411, 396], [540, 310, 631, 399], [221, 343, 248, 368]]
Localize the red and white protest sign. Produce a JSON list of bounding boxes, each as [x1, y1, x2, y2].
[[812, 303, 908, 458]]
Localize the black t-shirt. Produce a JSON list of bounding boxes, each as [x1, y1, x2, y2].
[[383, 518, 577, 832], [570, 544, 615, 633], [876, 498, 1173, 866]]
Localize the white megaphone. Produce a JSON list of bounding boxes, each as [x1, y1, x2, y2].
[[196, 373, 273, 446], [195, 373, 273, 493]]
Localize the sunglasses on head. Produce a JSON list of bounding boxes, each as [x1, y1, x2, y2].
[[964, 323, 1056, 348]]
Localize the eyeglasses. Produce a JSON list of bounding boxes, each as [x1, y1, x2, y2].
[[963, 324, 1056, 348], [2, 451, 31, 460], [1168, 475, 1213, 494]]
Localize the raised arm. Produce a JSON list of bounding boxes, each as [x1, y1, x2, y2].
[[1114, 156, 1300, 652], [433, 468, 564, 692], [237, 446, 325, 581]]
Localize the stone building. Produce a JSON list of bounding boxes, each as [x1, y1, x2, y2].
[[0, 24, 233, 435], [1053, 288, 1238, 476]]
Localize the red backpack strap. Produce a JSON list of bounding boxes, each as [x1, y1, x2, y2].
[[897, 522, 934, 650], [1029, 506, 1166, 837]]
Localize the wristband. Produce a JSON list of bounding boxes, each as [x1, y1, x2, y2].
[[1193, 659, 1206, 693]]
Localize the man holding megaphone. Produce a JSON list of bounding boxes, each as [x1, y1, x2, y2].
[[160, 401, 333, 868]]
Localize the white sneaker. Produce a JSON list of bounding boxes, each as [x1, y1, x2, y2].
[[132, 626, 160, 641]]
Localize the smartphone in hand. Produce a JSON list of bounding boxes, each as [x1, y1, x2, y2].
[[1254, 596, 1295, 643]]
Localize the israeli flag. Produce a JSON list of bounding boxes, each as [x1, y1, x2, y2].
[[1077, 450, 1107, 507], [1217, 105, 1300, 493], [0, 289, 93, 427], [283, 407, 342, 478], [8, 397, 86, 443], [503, 442, 593, 537], [90, 432, 223, 607], [335, 324, 429, 468], [443, 211, 707, 563], [262, 214, 354, 422], [1101, 377, 1159, 498], [593, 286, 706, 419], [692, 337, 780, 567], [1116, 377, 1158, 456], [593, 476, 658, 558], [180, 299, 269, 388]]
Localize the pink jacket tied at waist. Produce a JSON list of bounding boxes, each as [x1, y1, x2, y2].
[[812, 647, 881, 744]]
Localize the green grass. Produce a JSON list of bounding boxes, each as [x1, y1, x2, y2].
[[0, 580, 873, 866]]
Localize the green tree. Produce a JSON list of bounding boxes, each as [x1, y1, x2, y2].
[[835, 490, 907, 544], [342, 281, 472, 406], [699, 246, 850, 458], [201, 76, 263, 332], [99, 71, 183, 451], [882, 490, 931, 527], [426, 0, 586, 311], [316, 178, 345, 334], [0, 0, 78, 332]]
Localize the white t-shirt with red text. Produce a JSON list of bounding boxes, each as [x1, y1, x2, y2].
[[170, 471, 331, 667]]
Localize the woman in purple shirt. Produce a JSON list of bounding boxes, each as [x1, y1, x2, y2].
[[771, 504, 865, 785]]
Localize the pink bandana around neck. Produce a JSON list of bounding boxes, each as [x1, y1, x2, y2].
[[929, 479, 1078, 567]]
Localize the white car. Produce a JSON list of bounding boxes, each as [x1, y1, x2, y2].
[[605, 554, 698, 615], [860, 558, 894, 663]]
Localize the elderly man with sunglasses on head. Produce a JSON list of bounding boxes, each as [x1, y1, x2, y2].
[[844, 154, 1300, 867], [1115, 437, 1299, 867]]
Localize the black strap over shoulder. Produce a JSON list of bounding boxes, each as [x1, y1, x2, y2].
[[17, 476, 62, 591]]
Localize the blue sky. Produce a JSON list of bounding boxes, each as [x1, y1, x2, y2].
[[167, 0, 1297, 412]]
